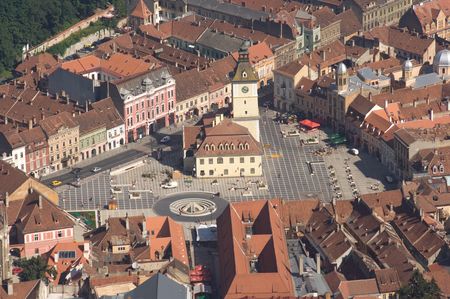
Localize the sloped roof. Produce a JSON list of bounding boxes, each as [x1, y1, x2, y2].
[[8, 193, 74, 234], [0, 279, 40, 299], [91, 97, 124, 130], [122, 273, 187, 299], [0, 160, 29, 202], [130, 0, 152, 19]]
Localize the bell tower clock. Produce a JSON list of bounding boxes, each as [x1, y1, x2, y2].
[[232, 41, 260, 141]]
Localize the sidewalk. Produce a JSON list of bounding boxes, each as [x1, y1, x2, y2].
[[42, 117, 198, 181], [43, 136, 155, 180]]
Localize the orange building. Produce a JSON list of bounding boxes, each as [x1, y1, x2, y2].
[[217, 200, 294, 299]]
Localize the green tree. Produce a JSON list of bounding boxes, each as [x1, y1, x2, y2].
[[13, 256, 56, 282], [399, 270, 441, 299]]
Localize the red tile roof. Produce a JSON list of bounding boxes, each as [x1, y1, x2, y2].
[[217, 200, 294, 298], [130, 0, 152, 19]]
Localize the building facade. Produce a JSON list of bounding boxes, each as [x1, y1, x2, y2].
[[344, 0, 413, 31], [40, 112, 79, 172]]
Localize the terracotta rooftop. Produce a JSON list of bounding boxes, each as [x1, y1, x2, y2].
[[374, 268, 401, 294], [363, 26, 434, 56], [61, 52, 154, 79], [217, 200, 294, 298], [0, 160, 28, 202], [130, 0, 152, 19], [360, 189, 403, 221], [39, 111, 78, 137], [425, 264, 450, 298], [412, 0, 450, 29], [91, 97, 124, 130], [335, 9, 361, 37], [15, 52, 59, 75], [8, 192, 73, 234], [231, 41, 273, 65], [392, 211, 446, 262], [196, 119, 263, 157], [0, 279, 40, 299], [74, 109, 106, 135]]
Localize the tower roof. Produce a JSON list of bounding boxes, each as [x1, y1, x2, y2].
[[131, 0, 152, 19], [337, 62, 347, 75]]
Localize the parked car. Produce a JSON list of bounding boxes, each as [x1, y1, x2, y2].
[[161, 181, 178, 189], [160, 136, 171, 144], [91, 167, 102, 173], [51, 180, 62, 186], [349, 148, 359, 155], [71, 168, 82, 175]]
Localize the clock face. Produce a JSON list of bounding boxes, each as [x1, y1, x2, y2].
[[241, 86, 249, 93]]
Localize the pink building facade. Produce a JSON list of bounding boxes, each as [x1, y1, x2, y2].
[[116, 67, 176, 142], [22, 227, 74, 257]]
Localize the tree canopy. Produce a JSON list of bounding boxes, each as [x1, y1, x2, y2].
[[13, 256, 56, 282], [399, 270, 441, 299], [0, 0, 125, 77]]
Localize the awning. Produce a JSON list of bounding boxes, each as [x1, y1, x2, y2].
[[299, 119, 320, 130]]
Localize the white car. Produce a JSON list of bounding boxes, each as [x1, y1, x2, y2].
[[160, 136, 171, 144], [349, 148, 359, 155], [91, 167, 102, 173], [161, 181, 178, 189]]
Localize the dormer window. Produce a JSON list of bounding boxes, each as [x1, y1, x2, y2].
[[205, 144, 210, 151], [440, 164, 445, 173], [239, 143, 244, 150], [231, 143, 235, 150], [245, 143, 249, 150], [211, 144, 215, 151], [242, 71, 247, 78], [225, 143, 229, 150], [219, 143, 224, 150], [432, 165, 438, 174]]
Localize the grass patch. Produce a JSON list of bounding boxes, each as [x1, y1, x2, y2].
[[70, 211, 96, 230]]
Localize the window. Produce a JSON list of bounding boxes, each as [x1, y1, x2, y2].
[[225, 143, 229, 150], [240, 157, 245, 163], [250, 168, 255, 174], [34, 234, 39, 241], [57, 230, 63, 238], [229, 157, 234, 164], [217, 157, 223, 164], [205, 144, 209, 151], [59, 251, 76, 259], [245, 143, 250, 150], [200, 159, 204, 165], [209, 170, 214, 175], [200, 170, 205, 176], [224, 169, 229, 175], [219, 143, 223, 150], [250, 157, 255, 163], [209, 158, 213, 164]]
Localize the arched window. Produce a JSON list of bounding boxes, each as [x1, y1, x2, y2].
[[239, 143, 244, 150], [218, 143, 224, 150], [225, 143, 229, 150], [245, 143, 249, 150], [205, 144, 209, 151], [230, 143, 235, 150], [211, 144, 215, 151], [440, 164, 445, 173], [242, 71, 247, 78], [432, 165, 438, 174]]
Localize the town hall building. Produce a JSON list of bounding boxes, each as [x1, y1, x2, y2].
[[182, 42, 263, 178]]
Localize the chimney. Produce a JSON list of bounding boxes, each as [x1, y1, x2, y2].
[[384, 99, 388, 108], [142, 216, 147, 238], [105, 218, 109, 230], [299, 255, 304, 275], [83, 242, 90, 260], [368, 92, 373, 102], [41, 112, 45, 120], [316, 253, 321, 274], [6, 279, 13, 295], [54, 252, 59, 263], [321, 50, 326, 61], [85, 100, 89, 112], [28, 119, 33, 130], [38, 195, 43, 209], [5, 192, 9, 208], [125, 213, 130, 230], [429, 109, 434, 121]]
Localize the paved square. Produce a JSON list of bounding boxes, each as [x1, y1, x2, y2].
[[57, 108, 394, 213]]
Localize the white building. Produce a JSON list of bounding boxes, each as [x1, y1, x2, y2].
[[91, 98, 126, 150]]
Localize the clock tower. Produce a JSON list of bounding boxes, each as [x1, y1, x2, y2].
[[232, 41, 260, 141]]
